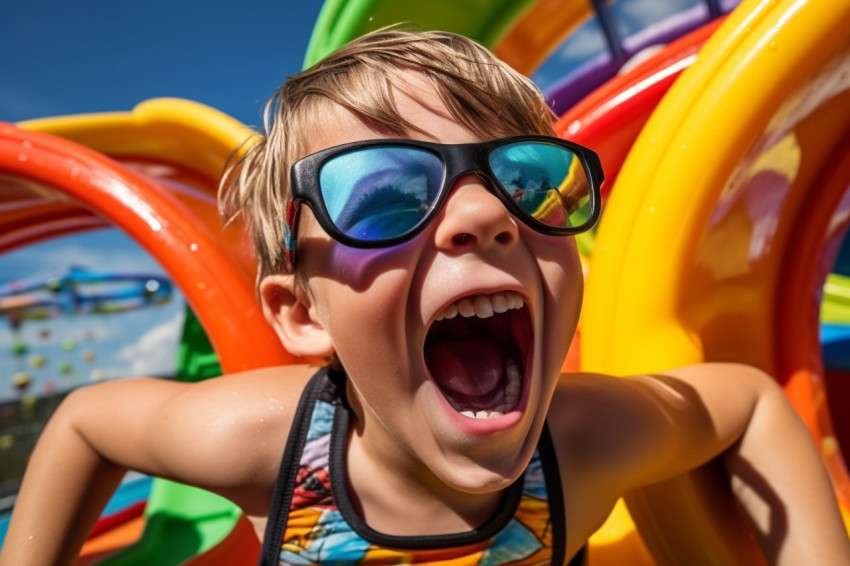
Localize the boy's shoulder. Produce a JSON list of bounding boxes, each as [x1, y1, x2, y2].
[[194, 364, 319, 445], [158, 364, 320, 514], [546, 372, 669, 488], [209, 363, 318, 399]]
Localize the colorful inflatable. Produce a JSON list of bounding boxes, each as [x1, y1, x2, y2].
[[1, 0, 848, 563], [1, 100, 287, 564], [582, 0, 850, 564]]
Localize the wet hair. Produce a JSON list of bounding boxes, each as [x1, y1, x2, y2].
[[219, 27, 557, 285]]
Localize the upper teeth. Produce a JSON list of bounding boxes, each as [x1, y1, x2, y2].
[[436, 291, 524, 321]]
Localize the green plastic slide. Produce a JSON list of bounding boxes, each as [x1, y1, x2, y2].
[[304, 0, 537, 68]]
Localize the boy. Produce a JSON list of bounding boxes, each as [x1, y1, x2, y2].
[[2, 29, 849, 566]]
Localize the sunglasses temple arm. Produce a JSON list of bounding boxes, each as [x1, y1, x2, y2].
[[284, 201, 299, 272]]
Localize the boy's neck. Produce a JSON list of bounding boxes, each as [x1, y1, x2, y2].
[[342, 378, 506, 536], [345, 424, 505, 537]]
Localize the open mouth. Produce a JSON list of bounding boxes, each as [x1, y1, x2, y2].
[[424, 291, 532, 419]]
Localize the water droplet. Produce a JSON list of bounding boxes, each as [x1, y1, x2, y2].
[[18, 154, 27, 162], [190, 243, 198, 251], [823, 436, 838, 456]]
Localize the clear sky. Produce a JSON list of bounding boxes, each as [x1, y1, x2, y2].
[[1, 0, 326, 126]]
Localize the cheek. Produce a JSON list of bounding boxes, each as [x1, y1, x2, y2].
[[315, 268, 418, 417], [297, 210, 425, 376], [326, 239, 422, 293], [532, 233, 583, 296], [306, 247, 420, 378], [536, 238, 584, 370], [297, 210, 422, 294]]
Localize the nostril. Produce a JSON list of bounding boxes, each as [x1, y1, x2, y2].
[[452, 233, 473, 246], [450, 231, 513, 247]]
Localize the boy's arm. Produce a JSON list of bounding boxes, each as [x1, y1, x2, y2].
[[0, 365, 313, 566], [718, 367, 849, 564], [556, 363, 850, 565]]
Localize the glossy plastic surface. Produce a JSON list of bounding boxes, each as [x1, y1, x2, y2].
[[303, 0, 536, 68], [6, 99, 294, 373], [555, 18, 723, 189], [1, 99, 289, 565], [492, 0, 592, 75], [582, 0, 850, 563]]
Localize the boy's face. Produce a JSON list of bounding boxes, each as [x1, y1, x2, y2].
[[287, 73, 583, 493]]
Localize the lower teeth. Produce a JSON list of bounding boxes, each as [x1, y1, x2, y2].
[[460, 409, 504, 419], [457, 358, 522, 419]]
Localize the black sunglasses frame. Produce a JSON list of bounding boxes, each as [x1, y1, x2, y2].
[[285, 135, 604, 267]]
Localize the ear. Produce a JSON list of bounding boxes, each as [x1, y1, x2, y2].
[[259, 274, 335, 358]]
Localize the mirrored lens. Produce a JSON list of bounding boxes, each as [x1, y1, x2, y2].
[[319, 146, 445, 241], [488, 141, 592, 231]]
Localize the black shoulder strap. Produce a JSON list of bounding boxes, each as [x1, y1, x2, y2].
[[258, 368, 332, 566], [539, 422, 568, 566], [568, 545, 588, 566]]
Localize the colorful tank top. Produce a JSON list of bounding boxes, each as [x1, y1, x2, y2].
[[259, 368, 585, 566]]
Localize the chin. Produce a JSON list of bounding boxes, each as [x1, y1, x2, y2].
[[433, 451, 530, 495]]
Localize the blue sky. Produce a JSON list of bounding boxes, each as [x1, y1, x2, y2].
[[1, 0, 325, 126]]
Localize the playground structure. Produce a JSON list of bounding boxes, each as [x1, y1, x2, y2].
[[1, 0, 849, 564], [0, 267, 173, 324]]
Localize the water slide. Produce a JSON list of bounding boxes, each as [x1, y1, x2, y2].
[[581, 0, 850, 564], [12, 98, 294, 371], [303, 0, 538, 68], [535, 1, 739, 116], [1, 99, 289, 563]]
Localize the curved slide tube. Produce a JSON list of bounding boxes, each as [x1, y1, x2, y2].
[[1, 100, 295, 563], [493, 1, 592, 76], [540, 2, 736, 116], [554, 17, 723, 194], [581, 0, 850, 563], [556, 18, 723, 384], [303, 0, 536, 68], [12, 98, 295, 375]]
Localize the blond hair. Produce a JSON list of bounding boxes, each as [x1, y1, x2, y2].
[[219, 27, 556, 285]]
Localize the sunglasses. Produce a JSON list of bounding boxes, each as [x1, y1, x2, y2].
[[285, 135, 604, 268]]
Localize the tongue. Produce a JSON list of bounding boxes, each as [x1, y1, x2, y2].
[[424, 337, 504, 406]]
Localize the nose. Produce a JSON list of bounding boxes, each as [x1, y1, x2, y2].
[[433, 174, 519, 251]]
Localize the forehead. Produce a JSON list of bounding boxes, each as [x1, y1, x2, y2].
[[303, 72, 481, 158]]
